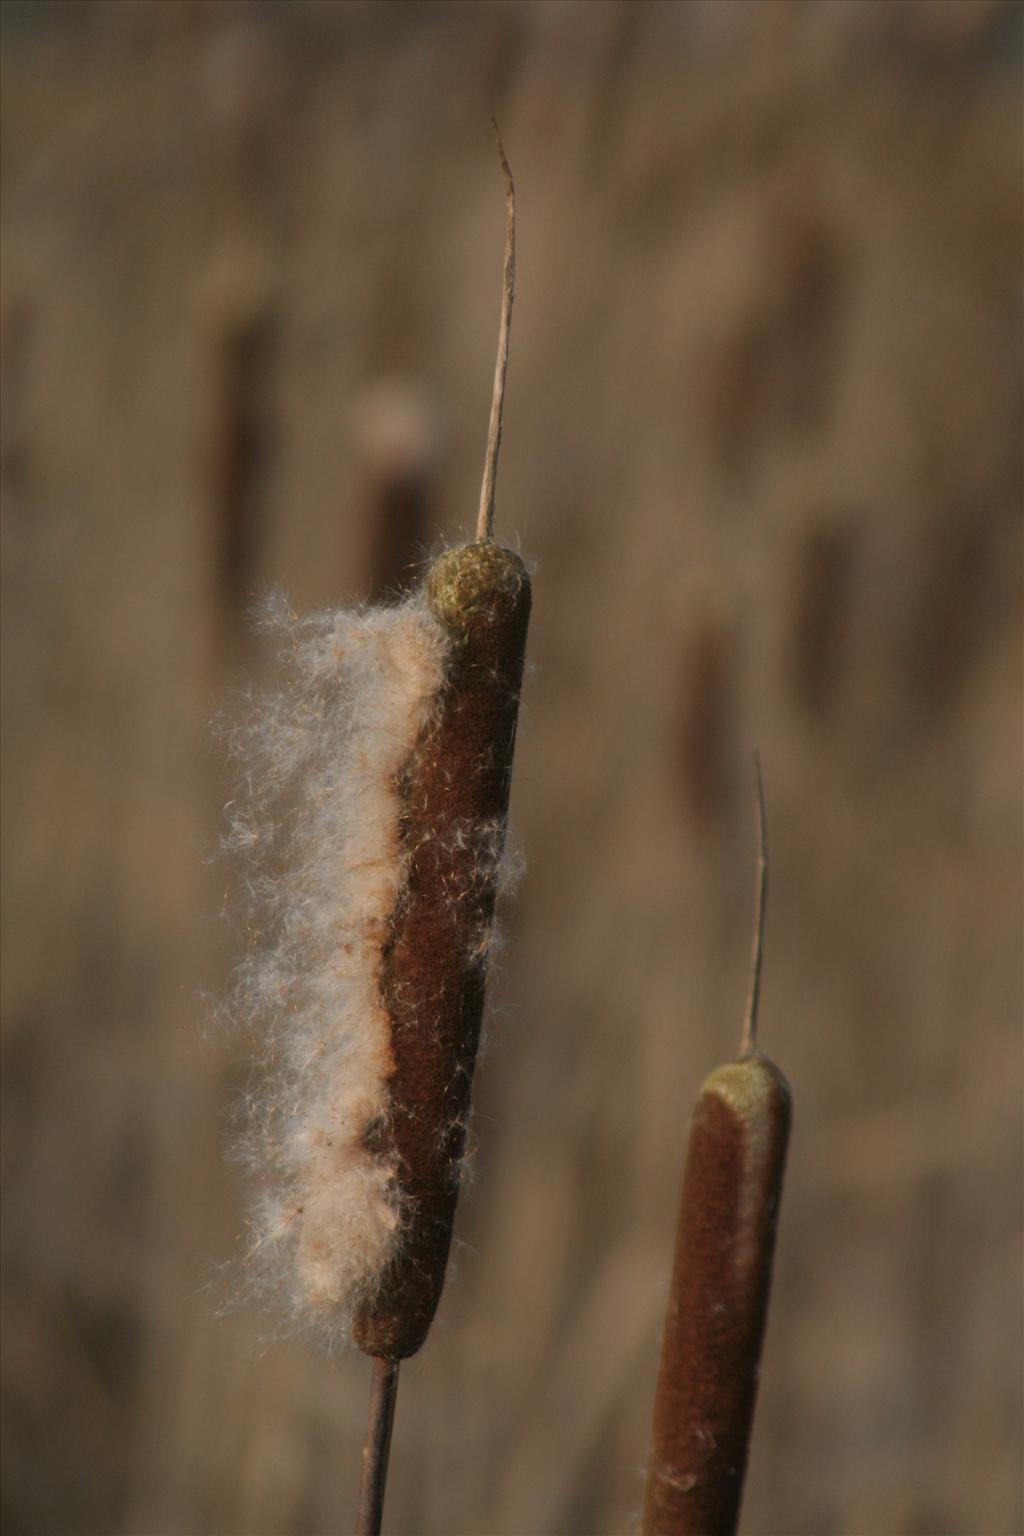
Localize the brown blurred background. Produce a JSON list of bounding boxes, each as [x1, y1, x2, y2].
[[2, 3, 1022, 1534]]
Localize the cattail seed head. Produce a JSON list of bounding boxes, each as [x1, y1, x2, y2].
[[353, 541, 531, 1359], [222, 539, 531, 1358], [643, 1049, 792, 1536], [224, 131, 530, 1373]]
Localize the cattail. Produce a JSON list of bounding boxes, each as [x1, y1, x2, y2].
[[351, 535, 530, 1359], [353, 133, 526, 1534], [643, 759, 792, 1536], [220, 130, 528, 1536]]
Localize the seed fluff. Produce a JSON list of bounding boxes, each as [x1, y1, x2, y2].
[[221, 589, 454, 1349]]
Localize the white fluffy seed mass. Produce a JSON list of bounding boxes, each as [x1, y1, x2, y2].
[[222, 592, 450, 1349]]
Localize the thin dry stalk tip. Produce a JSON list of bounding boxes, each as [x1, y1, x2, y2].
[[476, 124, 515, 543], [740, 750, 768, 1056]]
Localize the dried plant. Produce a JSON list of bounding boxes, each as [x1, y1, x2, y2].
[[643, 761, 792, 1536], [221, 130, 528, 1535]]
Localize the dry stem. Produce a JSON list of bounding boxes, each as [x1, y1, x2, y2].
[[356, 1356, 400, 1536], [476, 123, 515, 542], [740, 751, 768, 1055]]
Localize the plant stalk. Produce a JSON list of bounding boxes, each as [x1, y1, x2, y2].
[[356, 1356, 400, 1536]]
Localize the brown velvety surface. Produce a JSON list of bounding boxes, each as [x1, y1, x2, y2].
[[353, 543, 532, 1359], [644, 1056, 792, 1536]]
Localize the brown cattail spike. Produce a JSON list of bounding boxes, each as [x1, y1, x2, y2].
[[353, 134, 529, 1361], [352, 541, 531, 1361], [644, 759, 791, 1536], [643, 1056, 791, 1536]]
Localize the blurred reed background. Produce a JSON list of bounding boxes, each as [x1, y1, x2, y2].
[[2, 3, 1021, 1533]]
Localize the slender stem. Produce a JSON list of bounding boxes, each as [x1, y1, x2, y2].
[[356, 1356, 400, 1536], [740, 751, 768, 1055], [476, 122, 515, 542]]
